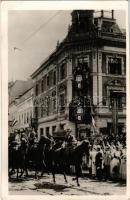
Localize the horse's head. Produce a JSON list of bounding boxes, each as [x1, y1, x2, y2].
[[81, 140, 89, 146]]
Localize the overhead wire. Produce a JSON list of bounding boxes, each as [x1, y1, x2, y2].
[[20, 10, 62, 46]]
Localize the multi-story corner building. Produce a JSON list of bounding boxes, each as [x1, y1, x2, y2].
[[31, 10, 126, 139], [8, 79, 34, 134]]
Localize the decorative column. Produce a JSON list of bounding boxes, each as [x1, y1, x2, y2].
[[98, 51, 103, 106], [66, 57, 73, 108], [92, 50, 98, 105], [66, 56, 76, 136]]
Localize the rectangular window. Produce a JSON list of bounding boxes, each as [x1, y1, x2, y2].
[[122, 96, 126, 107], [41, 79, 44, 93], [47, 75, 49, 87], [57, 65, 60, 82], [60, 124, 65, 130], [24, 113, 26, 124], [35, 84, 39, 96], [108, 57, 122, 75], [60, 93, 65, 111], [60, 63, 66, 80], [44, 75, 47, 91], [27, 112, 29, 123], [40, 128, 44, 136], [52, 126, 56, 134], [46, 127, 50, 137], [117, 96, 122, 109], [53, 71, 56, 85], [49, 71, 53, 87], [110, 93, 123, 110], [35, 107, 38, 118], [37, 107, 40, 118], [22, 114, 23, 124]]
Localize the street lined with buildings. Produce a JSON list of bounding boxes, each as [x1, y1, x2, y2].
[[8, 10, 126, 195], [9, 10, 126, 140]]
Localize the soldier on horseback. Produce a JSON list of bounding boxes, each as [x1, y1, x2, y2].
[[65, 128, 77, 148], [28, 130, 37, 146]]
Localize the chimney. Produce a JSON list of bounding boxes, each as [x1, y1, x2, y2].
[[112, 10, 114, 19], [70, 10, 94, 34]]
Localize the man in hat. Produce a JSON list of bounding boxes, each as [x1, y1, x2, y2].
[[21, 132, 28, 143], [95, 145, 103, 180], [65, 128, 77, 148]]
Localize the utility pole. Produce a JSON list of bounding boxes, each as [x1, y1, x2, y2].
[[112, 96, 118, 138]]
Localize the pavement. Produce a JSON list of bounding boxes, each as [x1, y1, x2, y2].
[[9, 173, 126, 195]]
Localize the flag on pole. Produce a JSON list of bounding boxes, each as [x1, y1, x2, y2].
[[92, 116, 96, 129], [12, 119, 18, 127]]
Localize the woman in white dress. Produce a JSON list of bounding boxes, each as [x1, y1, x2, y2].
[[90, 145, 97, 178], [110, 145, 121, 179], [120, 146, 126, 180]]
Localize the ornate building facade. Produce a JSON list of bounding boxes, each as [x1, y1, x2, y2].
[[31, 10, 126, 139]]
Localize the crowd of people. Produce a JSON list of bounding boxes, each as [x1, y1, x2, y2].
[[9, 128, 126, 182], [87, 137, 126, 181]]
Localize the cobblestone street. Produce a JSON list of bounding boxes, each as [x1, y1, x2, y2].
[[9, 173, 126, 195]]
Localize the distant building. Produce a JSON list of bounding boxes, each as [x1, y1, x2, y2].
[[8, 79, 34, 134], [31, 10, 126, 139], [8, 80, 31, 104]]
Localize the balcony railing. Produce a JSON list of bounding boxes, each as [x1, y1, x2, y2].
[[101, 31, 126, 39]]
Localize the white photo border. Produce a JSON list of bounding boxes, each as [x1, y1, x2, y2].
[[1, 1, 129, 200]]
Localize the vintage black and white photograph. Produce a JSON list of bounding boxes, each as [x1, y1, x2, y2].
[[5, 2, 128, 197]]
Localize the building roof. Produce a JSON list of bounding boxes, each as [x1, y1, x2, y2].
[[8, 79, 33, 105], [31, 10, 126, 79]]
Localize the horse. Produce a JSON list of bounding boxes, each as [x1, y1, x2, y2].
[[9, 138, 28, 179], [50, 140, 90, 186], [26, 135, 52, 178]]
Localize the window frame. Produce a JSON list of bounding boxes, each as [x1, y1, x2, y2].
[[60, 62, 66, 80], [59, 92, 65, 112], [106, 55, 123, 75]]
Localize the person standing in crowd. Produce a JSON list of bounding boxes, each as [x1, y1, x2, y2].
[[120, 144, 126, 180], [103, 145, 111, 180], [90, 144, 97, 178], [95, 145, 103, 180], [21, 132, 28, 143], [15, 131, 21, 144], [88, 145, 93, 176], [110, 144, 121, 180]]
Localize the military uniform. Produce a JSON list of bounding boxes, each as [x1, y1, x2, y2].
[[65, 128, 77, 148]]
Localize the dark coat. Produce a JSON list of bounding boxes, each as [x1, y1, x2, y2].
[[95, 151, 103, 168]]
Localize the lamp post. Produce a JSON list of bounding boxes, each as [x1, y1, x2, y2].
[[109, 93, 120, 139], [70, 57, 91, 139]]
